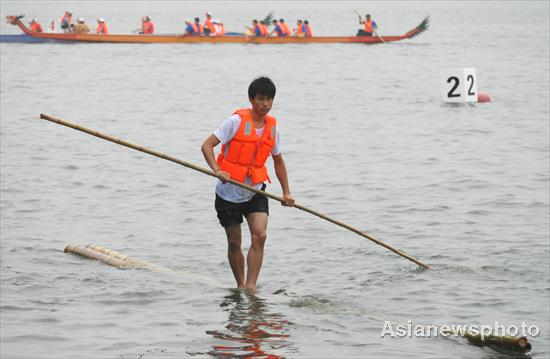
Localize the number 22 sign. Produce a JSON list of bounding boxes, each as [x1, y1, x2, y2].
[[441, 68, 478, 103]]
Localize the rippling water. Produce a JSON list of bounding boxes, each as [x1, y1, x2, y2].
[[1, 1, 549, 358]]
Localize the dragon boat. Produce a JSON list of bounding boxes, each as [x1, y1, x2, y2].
[[5, 15, 429, 44]]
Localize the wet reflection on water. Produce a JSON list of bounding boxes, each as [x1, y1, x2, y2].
[[206, 289, 294, 358]]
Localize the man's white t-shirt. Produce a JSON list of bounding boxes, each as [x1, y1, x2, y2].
[[213, 114, 281, 203]]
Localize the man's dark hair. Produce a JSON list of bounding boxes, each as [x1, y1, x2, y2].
[[248, 77, 276, 99], [194, 17, 200, 22]]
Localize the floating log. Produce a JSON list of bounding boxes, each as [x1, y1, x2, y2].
[[64, 244, 128, 268], [463, 332, 531, 352], [440, 328, 532, 353], [85, 244, 153, 269], [64, 244, 228, 288]]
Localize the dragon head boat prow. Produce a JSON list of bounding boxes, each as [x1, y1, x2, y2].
[[6, 15, 25, 25]]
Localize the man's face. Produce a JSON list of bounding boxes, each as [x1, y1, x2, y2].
[[250, 94, 273, 116]]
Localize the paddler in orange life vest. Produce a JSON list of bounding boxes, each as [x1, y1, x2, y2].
[[140, 16, 154, 34], [201, 77, 295, 290], [293, 19, 304, 37], [270, 19, 286, 37], [303, 20, 313, 37], [194, 17, 204, 35], [96, 18, 108, 34], [278, 18, 291, 36], [358, 13, 377, 36], [60, 11, 72, 32], [204, 11, 215, 36], [29, 18, 43, 33], [184, 19, 199, 36], [246, 19, 262, 37], [259, 21, 269, 36]]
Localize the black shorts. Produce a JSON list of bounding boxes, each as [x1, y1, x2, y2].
[[215, 185, 269, 227], [357, 29, 373, 37]]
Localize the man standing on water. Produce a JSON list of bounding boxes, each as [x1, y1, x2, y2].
[[201, 77, 294, 290]]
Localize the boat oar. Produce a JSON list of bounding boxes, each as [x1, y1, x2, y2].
[[39, 113, 430, 270], [374, 30, 386, 43]]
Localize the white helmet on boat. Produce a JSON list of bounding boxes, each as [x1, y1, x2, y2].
[[77, 17, 84, 23]]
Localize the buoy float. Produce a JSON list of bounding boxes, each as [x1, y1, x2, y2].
[[477, 92, 491, 103]]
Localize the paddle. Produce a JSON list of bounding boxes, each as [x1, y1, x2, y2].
[[39, 113, 430, 270]]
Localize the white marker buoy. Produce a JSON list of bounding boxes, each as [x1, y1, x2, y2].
[[441, 68, 478, 103]]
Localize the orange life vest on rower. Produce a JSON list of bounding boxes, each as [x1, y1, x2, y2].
[[364, 19, 374, 33], [96, 22, 108, 34], [31, 21, 43, 33], [281, 23, 291, 36], [259, 23, 268, 36], [216, 109, 277, 184], [304, 24, 313, 37], [142, 21, 154, 34], [196, 22, 204, 34], [205, 19, 215, 33], [60, 13, 72, 26]]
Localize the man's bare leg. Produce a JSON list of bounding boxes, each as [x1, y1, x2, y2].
[[244, 212, 268, 290], [225, 224, 245, 288]]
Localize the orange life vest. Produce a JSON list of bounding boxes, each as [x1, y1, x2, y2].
[[304, 24, 313, 37], [364, 19, 373, 33], [281, 23, 291, 36], [96, 22, 108, 34], [296, 24, 303, 35], [196, 22, 204, 34], [142, 21, 154, 34], [216, 109, 277, 184], [60, 13, 71, 26], [205, 19, 215, 33], [259, 23, 268, 36], [31, 22, 43, 33]]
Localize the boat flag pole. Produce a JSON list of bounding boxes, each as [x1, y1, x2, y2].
[[39, 113, 430, 270]]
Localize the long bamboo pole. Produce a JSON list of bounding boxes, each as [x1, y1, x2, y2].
[[41, 113, 430, 269]]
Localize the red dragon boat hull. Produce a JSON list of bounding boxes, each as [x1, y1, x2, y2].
[[6, 15, 429, 44]]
